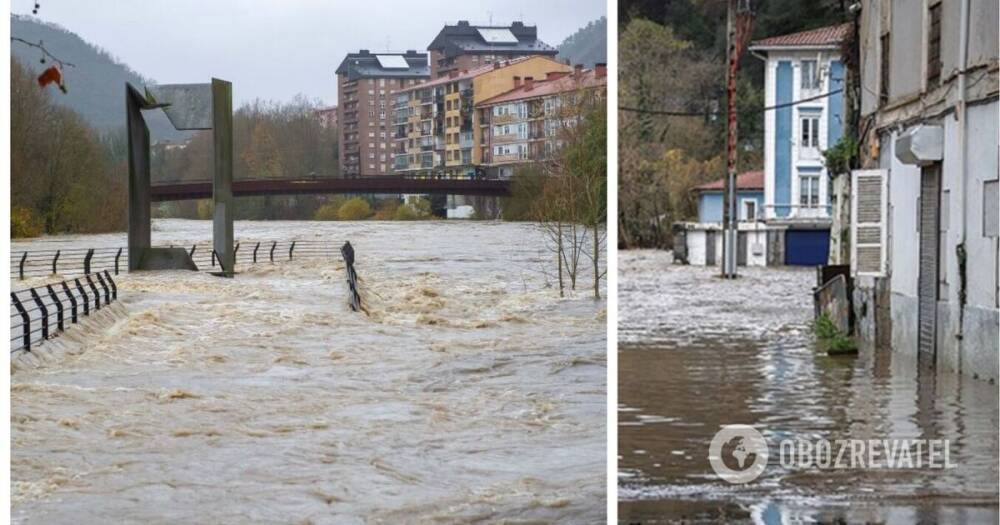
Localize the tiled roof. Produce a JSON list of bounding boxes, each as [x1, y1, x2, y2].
[[694, 171, 765, 191], [750, 23, 851, 49], [399, 56, 562, 93], [477, 68, 607, 106]]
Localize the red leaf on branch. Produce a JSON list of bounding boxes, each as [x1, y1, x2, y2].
[[37, 66, 68, 93]]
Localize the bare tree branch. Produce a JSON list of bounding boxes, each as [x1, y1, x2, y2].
[[11, 37, 76, 68]]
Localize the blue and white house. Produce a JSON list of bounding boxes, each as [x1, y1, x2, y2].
[[676, 171, 770, 267], [750, 23, 850, 266]]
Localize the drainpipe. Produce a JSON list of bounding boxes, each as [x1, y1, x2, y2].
[[956, 0, 970, 359]]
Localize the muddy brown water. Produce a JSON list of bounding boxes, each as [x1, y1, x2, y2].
[[10, 220, 606, 524], [618, 250, 999, 524]]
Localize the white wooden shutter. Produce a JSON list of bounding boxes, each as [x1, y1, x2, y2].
[[851, 169, 888, 276]]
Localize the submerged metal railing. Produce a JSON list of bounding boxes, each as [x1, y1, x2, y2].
[[10, 270, 118, 353], [10, 240, 342, 279], [341, 241, 363, 313]]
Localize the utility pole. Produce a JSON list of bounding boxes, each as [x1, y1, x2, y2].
[[722, 0, 754, 278], [721, 0, 737, 278]]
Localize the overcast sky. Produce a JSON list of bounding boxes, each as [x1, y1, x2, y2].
[[12, 0, 605, 107]]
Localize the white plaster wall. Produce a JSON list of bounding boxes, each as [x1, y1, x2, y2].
[[884, 130, 921, 298], [741, 225, 769, 267], [764, 58, 777, 217], [687, 230, 706, 266], [965, 101, 999, 310]]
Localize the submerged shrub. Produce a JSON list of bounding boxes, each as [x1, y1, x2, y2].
[[337, 197, 372, 221]]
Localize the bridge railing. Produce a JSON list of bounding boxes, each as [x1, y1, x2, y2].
[[10, 240, 343, 280], [10, 270, 118, 353], [149, 173, 507, 185]]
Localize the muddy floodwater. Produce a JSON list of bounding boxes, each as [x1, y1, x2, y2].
[[619, 250, 999, 524], [10, 219, 606, 524]]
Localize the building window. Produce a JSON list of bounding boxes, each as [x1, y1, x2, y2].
[[800, 60, 820, 90], [927, 3, 942, 87], [799, 174, 820, 208], [743, 200, 757, 222], [800, 114, 820, 149]]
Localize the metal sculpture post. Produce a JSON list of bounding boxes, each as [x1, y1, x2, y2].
[[211, 79, 234, 276], [126, 79, 234, 276]]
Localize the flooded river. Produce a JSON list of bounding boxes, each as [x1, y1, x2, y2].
[[618, 250, 999, 524], [10, 219, 606, 524]]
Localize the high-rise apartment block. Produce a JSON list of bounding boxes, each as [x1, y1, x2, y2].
[[394, 56, 571, 179], [336, 50, 429, 177], [426, 21, 558, 78], [477, 64, 607, 178]]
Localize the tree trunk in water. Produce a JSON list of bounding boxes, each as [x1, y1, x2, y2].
[[593, 225, 601, 300], [557, 221, 565, 297]]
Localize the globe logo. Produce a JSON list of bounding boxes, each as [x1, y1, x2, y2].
[[708, 425, 768, 484]]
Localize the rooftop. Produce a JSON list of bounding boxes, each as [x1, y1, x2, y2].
[[749, 22, 851, 49], [694, 171, 765, 192], [399, 55, 566, 93], [477, 65, 608, 106], [428, 20, 558, 58], [335, 50, 430, 80]]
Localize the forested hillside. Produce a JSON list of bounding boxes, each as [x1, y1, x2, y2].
[[11, 14, 190, 140], [557, 17, 607, 67]]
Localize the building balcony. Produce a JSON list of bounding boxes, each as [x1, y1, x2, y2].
[[493, 113, 523, 125], [492, 134, 526, 145], [763, 203, 832, 223], [492, 152, 528, 163]]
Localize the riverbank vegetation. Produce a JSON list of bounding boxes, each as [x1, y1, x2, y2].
[[505, 98, 607, 299], [10, 58, 127, 237]]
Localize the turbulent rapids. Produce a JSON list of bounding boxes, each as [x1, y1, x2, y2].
[[10, 219, 607, 524]]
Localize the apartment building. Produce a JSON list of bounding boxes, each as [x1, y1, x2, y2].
[[314, 106, 337, 129], [748, 23, 850, 266], [426, 21, 558, 78], [335, 50, 429, 177], [393, 56, 572, 179], [476, 64, 607, 179], [852, 0, 998, 380]]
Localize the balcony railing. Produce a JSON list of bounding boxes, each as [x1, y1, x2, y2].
[[763, 203, 832, 219]]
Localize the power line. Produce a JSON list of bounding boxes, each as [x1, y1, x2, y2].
[[618, 88, 844, 117], [11, 37, 76, 68]]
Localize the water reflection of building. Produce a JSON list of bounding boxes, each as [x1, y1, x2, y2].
[[851, 0, 998, 382]]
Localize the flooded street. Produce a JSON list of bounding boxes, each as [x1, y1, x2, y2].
[[618, 250, 999, 524], [11, 219, 606, 524]]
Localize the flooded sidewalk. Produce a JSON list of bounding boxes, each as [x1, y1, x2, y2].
[[618, 250, 999, 524], [11, 220, 606, 524]]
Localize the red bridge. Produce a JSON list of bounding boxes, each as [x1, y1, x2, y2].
[[150, 176, 512, 202]]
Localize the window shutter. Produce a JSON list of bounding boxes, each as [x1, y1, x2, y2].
[[852, 169, 888, 276]]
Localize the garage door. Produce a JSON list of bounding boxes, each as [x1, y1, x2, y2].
[[784, 229, 830, 266]]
